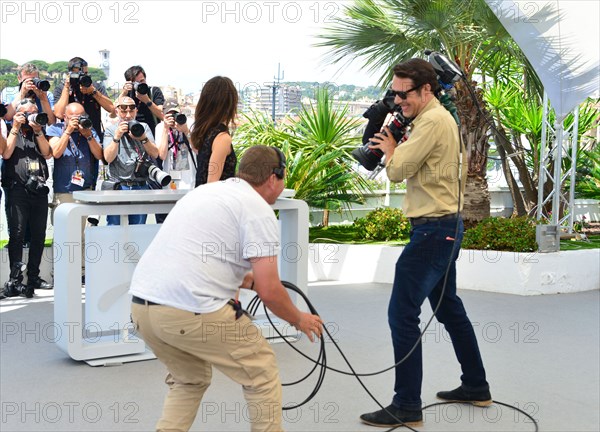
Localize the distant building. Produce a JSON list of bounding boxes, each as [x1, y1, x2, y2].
[[242, 84, 302, 119], [98, 49, 110, 84]]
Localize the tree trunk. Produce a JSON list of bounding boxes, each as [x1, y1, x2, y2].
[[462, 174, 491, 228], [322, 209, 330, 227]]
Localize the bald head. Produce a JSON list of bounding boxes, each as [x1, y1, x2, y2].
[[65, 102, 85, 118]]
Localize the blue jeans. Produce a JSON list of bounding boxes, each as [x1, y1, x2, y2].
[[106, 183, 149, 226], [389, 216, 488, 411]]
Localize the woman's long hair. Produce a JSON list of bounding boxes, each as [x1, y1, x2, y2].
[[191, 76, 238, 151]]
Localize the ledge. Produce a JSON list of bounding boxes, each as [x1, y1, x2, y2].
[[308, 243, 600, 295]]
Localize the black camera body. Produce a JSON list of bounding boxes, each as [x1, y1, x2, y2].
[[133, 82, 149, 95], [352, 111, 411, 171], [126, 120, 145, 138], [0, 103, 7, 118], [69, 72, 93, 89], [31, 78, 50, 92], [78, 114, 93, 129], [24, 175, 50, 196], [134, 158, 172, 187]]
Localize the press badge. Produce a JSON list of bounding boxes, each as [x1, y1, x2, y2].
[[71, 170, 85, 187], [27, 159, 40, 173]]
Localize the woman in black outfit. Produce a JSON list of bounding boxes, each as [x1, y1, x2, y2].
[[191, 76, 238, 186]]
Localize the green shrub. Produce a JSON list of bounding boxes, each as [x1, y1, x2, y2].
[[462, 216, 537, 252], [354, 207, 411, 241]]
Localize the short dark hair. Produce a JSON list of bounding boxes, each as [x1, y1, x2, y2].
[[238, 146, 284, 186], [124, 65, 146, 82], [393, 59, 439, 94], [68, 57, 88, 70]]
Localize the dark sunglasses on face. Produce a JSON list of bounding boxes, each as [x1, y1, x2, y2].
[[388, 85, 422, 100], [118, 104, 136, 111]]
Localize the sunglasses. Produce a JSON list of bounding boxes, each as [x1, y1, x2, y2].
[[388, 85, 421, 100], [118, 104, 137, 111]]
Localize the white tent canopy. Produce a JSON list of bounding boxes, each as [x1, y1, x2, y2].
[[485, 0, 600, 120]]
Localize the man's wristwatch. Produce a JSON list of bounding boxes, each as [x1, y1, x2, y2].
[[139, 138, 149, 144], [145, 101, 152, 107], [112, 137, 120, 143], [87, 135, 94, 142], [92, 90, 98, 96]]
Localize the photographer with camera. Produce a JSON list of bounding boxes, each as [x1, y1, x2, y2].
[[46, 102, 102, 221], [359, 59, 490, 428], [53, 57, 114, 142], [120, 65, 164, 136], [102, 96, 159, 226], [1, 63, 55, 125], [1, 100, 53, 298], [156, 99, 196, 190]]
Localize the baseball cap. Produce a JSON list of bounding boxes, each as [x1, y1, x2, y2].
[[163, 98, 180, 113]]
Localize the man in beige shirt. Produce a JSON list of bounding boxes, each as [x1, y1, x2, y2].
[[360, 58, 491, 428]]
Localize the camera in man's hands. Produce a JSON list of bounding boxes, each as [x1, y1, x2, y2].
[[133, 82, 149, 95], [134, 158, 172, 187], [0, 103, 7, 118], [126, 120, 145, 138], [24, 175, 50, 196], [78, 114, 93, 129], [31, 78, 51, 92], [352, 110, 411, 171], [69, 72, 93, 89], [27, 112, 48, 126]]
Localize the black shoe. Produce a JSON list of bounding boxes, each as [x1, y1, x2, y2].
[[360, 405, 423, 428], [4, 282, 24, 298], [437, 385, 492, 407], [28, 277, 53, 290]]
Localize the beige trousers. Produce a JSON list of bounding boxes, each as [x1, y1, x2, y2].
[[131, 302, 283, 432]]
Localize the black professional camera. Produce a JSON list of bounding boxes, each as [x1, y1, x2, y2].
[[24, 175, 50, 196], [27, 112, 48, 126], [134, 158, 172, 187], [3, 262, 29, 298], [352, 111, 411, 171], [0, 103, 7, 118], [133, 82, 149, 95], [126, 120, 145, 138], [78, 114, 93, 129], [69, 72, 93, 89]]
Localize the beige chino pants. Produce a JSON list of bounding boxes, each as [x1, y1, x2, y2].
[[131, 302, 283, 432]]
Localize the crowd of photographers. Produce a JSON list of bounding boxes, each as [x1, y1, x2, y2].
[[0, 58, 198, 299]]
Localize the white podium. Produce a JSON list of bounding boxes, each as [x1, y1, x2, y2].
[[53, 189, 308, 365]]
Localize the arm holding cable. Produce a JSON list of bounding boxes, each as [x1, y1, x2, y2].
[[251, 256, 323, 342]]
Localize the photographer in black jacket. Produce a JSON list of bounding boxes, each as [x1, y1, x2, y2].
[[1, 100, 53, 298]]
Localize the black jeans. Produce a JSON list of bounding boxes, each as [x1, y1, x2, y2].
[[389, 216, 488, 411], [3, 185, 49, 280]]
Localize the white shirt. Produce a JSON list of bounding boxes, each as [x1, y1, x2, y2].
[[129, 178, 280, 313]]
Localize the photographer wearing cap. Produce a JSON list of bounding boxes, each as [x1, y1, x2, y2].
[[102, 96, 159, 226], [156, 98, 196, 190], [1, 100, 53, 298], [53, 57, 114, 142], [359, 59, 490, 428], [130, 145, 323, 432], [46, 102, 103, 222], [1, 63, 56, 125], [120, 65, 164, 136]]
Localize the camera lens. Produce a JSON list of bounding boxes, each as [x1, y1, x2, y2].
[[80, 75, 93, 88], [134, 82, 149, 95], [28, 113, 48, 126], [79, 115, 93, 129], [174, 113, 187, 125], [32, 78, 50, 92], [128, 120, 145, 138]]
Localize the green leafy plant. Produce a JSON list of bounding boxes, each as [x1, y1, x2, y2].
[[354, 207, 411, 241], [462, 216, 537, 252]]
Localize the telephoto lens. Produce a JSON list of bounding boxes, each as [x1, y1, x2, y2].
[[78, 114, 93, 129], [133, 82, 150, 95], [32, 78, 51, 92], [28, 112, 49, 126], [80, 75, 93, 88], [127, 120, 145, 138], [174, 113, 187, 125]]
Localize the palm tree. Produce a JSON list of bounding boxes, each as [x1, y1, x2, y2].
[[234, 87, 372, 225], [316, 0, 533, 225]]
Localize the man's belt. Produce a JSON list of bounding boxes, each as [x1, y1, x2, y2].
[[131, 295, 160, 306], [410, 213, 458, 226]]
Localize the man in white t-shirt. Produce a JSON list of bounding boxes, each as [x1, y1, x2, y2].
[[130, 145, 323, 432]]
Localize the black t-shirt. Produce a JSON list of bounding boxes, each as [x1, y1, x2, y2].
[[131, 86, 165, 135], [53, 81, 108, 140], [0, 132, 49, 186]]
